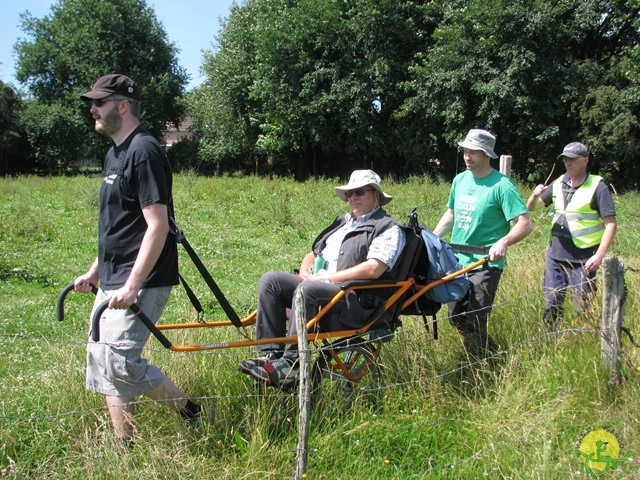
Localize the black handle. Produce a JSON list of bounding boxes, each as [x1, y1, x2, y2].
[[90, 300, 174, 349], [56, 283, 98, 321]]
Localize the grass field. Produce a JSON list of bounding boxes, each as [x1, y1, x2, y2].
[[1, 173, 640, 479]]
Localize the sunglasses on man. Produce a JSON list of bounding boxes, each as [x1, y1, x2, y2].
[[92, 97, 127, 108], [345, 188, 374, 198]]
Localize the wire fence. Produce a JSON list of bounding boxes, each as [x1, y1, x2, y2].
[[2, 272, 637, 402], [1, 267, 639, 477]]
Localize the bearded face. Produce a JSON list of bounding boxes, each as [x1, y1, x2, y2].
[[94, 101, 123, 137]]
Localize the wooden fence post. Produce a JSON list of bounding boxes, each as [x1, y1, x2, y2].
[[295, 288, 310, 479], [600, 255, 625, 386], [499, 155, 512, 177]]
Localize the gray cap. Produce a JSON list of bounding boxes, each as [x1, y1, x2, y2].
[[558, 142, 588, 160]]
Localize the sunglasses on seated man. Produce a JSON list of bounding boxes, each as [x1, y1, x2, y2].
[[345, 188, 374, 198]]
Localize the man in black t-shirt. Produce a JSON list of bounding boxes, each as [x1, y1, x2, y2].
[[74, 74, 207, 445], [527, 142, 617, 332]]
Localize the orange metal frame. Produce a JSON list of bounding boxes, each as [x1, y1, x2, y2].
[[151, 257, 486, 352], [58, 258, 487, 353]]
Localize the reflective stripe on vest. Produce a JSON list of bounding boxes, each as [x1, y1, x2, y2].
[[552, 175, 604, 248]]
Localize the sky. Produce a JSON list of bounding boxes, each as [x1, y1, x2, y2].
[[0, 0, 236, 91]]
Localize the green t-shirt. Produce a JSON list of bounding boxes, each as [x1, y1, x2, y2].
[[447, 169, 528, 269]]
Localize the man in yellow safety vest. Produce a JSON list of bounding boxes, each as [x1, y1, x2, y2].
[[527, 142, 617, 332]]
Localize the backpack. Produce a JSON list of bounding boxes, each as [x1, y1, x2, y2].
[[417, 228, 470, 304], [398, 210, 470, 341]]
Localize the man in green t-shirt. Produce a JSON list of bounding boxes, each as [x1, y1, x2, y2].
[[433, 129, 532, 358]]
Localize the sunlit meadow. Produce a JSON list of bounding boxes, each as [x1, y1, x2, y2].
[[1, 173, 639, 479]]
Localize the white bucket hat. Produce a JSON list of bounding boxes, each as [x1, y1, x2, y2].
[[458, 129, 498, 159], [335, 169, 393, 206]]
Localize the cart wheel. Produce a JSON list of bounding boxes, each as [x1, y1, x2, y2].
[[311, 342, 380, 411]]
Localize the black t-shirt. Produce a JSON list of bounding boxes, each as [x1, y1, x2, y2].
[[98, 126, 179, 290]]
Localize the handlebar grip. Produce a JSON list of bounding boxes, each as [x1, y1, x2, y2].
[[90, 299, 174, 349], [91, 299, 111, 342], [57, 283, 99, 321], [56, 283, 75, 321]]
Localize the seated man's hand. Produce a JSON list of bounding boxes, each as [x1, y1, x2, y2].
[[298, 268, 312, 281], [304, 272, 329, 283], [298, 252, 315, 281]]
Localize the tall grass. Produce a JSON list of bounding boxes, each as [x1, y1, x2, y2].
[[1, 174, 639, 479]]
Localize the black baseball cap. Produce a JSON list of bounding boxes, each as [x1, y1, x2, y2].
[[80, 74, 140, 101]]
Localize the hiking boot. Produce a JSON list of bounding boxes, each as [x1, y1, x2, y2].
[[462, 333, 498, 360], [238, 351, 282, 375], [183, 404, 216, 439], [249, 356, 299, 388]]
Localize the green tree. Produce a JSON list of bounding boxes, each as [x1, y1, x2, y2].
[[192, 0, 640, 187], [0, 81, 32, 175], [18, 101, 85, 173], [576, 0, 640, 188], [187, 0, 260, 174], [400, 1, 585, 173], [14, 0, 188, 170], [287, 0, 435, 174], [400, 0, 640, 185], [192, 0, 434, 176]]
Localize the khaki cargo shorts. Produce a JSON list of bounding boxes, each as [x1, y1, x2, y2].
[[85, 286, 171, 398]]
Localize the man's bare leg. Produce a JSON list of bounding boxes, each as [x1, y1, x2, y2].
[[105, 395, 135, 441], [144, 377, 188, 410]]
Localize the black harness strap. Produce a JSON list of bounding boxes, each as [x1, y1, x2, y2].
[[173, 225, 245, 332], [407, 208, 439, 340], [449, 244, 491, 255], [178, 273, 204, 320]]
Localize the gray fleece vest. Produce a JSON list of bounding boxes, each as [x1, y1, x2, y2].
[[311, 208, 401, 328]]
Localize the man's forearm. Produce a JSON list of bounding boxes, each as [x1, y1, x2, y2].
[[433, 209, 454, 237], [504, 214, 533, 246]]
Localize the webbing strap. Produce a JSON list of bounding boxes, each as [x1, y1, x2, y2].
[[175, 229, 244, 330], [124, 133, 239, 327], [449, 244, 491, 255], [178, 273, 204, 320]]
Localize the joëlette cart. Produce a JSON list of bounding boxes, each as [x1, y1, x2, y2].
[[57, 209, 486, 405]]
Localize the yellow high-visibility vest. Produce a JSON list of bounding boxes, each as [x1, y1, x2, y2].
[[552, 175, 604, 248]]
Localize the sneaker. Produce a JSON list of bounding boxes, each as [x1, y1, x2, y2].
[[249, 356, 299, 388], [238, 351, 281, 375]]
